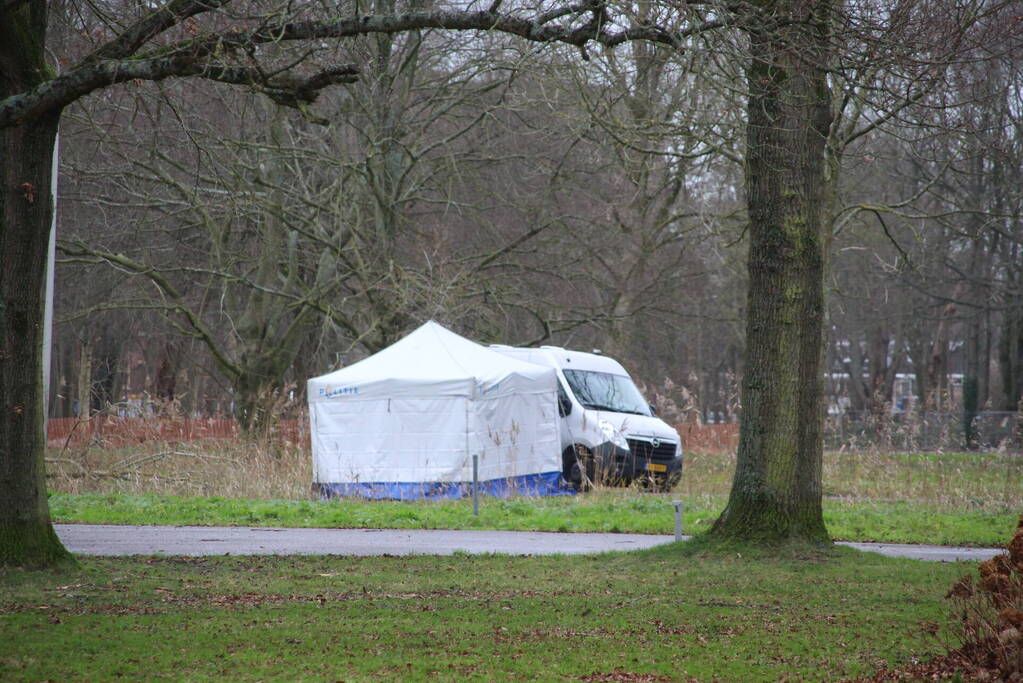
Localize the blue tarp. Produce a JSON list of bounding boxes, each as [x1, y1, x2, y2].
[[314, 471, 576, 501]]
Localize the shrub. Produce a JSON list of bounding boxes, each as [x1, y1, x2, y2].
[[946, 515, 1023, 679]]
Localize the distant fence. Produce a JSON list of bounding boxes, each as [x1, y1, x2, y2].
[[47, 416, 738, 453], [680, 423, 739, 452]]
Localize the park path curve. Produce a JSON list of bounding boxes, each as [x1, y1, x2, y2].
[[54, 524, 1004, 562]]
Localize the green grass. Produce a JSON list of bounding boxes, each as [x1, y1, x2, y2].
[[48, 490, 1018, 546], [0, 541, 973, 681], [823, 499, 1017, 546]]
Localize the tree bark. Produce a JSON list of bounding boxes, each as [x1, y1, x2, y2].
[[0, 5, 73, 566], [711, 0, 833, 544]]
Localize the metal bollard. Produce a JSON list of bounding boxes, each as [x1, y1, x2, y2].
[[472, 454, 479, 516], [671, 500, 683, 541]]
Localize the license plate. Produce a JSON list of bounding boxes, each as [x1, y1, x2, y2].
[[645, 463, 667, 472]]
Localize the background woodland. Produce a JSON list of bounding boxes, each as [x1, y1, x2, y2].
[[46, 0, 1023, 450]]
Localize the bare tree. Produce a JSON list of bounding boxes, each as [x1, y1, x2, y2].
[[56, 26, 580, 431], [823, 6, 1023, 447]]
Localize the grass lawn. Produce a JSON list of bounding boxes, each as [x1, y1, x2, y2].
[[0, 540, 974, 681]]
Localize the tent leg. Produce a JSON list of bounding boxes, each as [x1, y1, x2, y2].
[[472, 454, 479, 516]]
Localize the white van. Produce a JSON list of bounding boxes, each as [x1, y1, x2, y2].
[[489, 345, 683, 492]]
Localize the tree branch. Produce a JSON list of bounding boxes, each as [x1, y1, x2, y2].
[[57, 241, 243, 381], [0, 7, 697, 128], [83, 0, 233, 63]]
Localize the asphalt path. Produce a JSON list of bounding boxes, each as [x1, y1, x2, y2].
[[55, 524, 1005, 562]]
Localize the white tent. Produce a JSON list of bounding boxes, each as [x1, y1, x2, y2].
[[307, 321, 570, 499]]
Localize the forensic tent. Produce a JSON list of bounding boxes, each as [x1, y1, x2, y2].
[[307, 321, 571, 499]]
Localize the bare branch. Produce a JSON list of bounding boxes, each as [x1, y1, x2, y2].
[[84, 0, 233, 63], [57, 241, 242, 381], [0, 7, 704, 128]]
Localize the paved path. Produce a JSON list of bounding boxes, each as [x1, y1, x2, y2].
[[55, 524, 1004, 562], [840, 541, 1003, 562]]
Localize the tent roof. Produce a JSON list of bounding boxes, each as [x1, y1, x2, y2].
[[308, 321, 555, 399]]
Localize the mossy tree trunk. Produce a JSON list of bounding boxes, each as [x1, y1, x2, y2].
[[0, 4, 73, 567], [711, 0, 834, 544]]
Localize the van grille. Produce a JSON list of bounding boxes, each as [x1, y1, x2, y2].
[[627, 438, 677, 462]]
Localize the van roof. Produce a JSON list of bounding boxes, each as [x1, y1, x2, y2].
[[489, 345, 629, 375]]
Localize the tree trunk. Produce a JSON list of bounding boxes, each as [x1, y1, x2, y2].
[[0, 5, 73, 567], [235, 376, 281, 440], [76, 338, 92, 420], [711, 0, 833, 544], [1000, 297, 1023, 412], [964, 306, 985, 450]]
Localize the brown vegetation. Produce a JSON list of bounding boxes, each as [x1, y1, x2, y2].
[[46, 416, 309, 449], [943, 516, 1023, 680], [46, 416, 738, 454], [872, 517, 1023, 681]]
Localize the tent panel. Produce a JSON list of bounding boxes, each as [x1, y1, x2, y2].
[[312, 398, 471, 483], [469, 392, 560, 481]]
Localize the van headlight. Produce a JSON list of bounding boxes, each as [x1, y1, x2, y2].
[[598, 419, 629, 450]]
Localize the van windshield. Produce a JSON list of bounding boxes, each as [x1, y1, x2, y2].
[[562, 370, 651, 416]]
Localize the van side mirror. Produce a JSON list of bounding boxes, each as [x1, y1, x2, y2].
[[558, 385, 573, 417], [649, 403, 658, 417], [559, 394, 572, 417]]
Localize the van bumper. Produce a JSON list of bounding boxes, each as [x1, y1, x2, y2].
[[595, 442, 683, 487]]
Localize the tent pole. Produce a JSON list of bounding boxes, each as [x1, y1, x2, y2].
[[472, 454, 479, 516]]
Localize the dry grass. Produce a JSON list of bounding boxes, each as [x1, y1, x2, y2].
[[46, 436, 1022, 513], [823, 450, 1023, 509], [678, 448, 1022, 511], [46, 439, 313, 500]]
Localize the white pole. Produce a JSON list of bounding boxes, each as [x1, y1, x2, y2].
[[42, 131, 59, 437]]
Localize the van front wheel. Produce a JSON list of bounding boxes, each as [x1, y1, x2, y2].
[[564, 446, 594, 493]]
